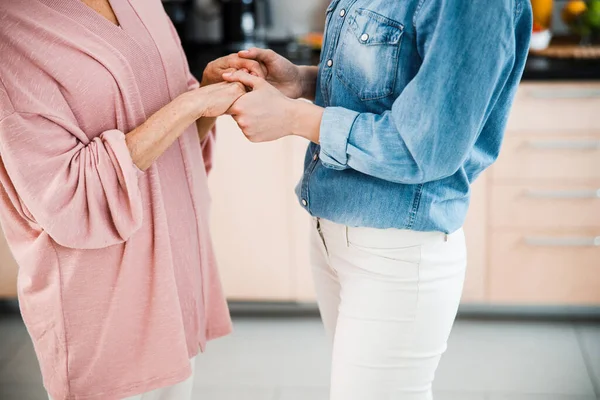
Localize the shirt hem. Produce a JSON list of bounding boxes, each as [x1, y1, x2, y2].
[[207, 323, 233, 341], [47, 364, 192, 400]]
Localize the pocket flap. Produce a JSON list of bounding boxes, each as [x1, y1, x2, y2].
[[349, 9, 404, 46]]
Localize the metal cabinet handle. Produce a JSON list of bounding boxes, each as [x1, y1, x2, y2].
[[528, 88, 600, 99], [526, 140, 600, 150], [525, 236, 600, 247], [526, 189, 600, 199]]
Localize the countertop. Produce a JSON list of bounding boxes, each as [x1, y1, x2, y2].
[[522, 55, 600, 80], [184, 42, 600, 83]]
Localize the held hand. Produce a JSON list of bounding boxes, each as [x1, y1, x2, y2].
[[185, 81, 247, 118], [201, 54, 266, 86], [223, 70, 296, 143], [237, 48, 303, 99]]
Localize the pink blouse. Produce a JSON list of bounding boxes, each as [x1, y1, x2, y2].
[[0, 0, 231, 399]]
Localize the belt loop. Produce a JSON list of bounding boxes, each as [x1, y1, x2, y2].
[[445, 233, 449, 242], [345, 226, 350, 247]]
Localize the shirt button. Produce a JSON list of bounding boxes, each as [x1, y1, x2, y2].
[[360, 33, 369, 42], [327, 59, 333, 67], [340, 9, 346, 17], [302, 199, 308, 207], [313, 153, 318, 161]]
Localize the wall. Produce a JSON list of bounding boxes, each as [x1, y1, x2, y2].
[[553, 0, 570, 35], [189, 0, 327, 42], [267, 0, 327, 39], [190, 0, 572, 44]]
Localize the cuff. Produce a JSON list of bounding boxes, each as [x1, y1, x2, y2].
[[101, 129, 146, 181], [318, 107, 359, 170]]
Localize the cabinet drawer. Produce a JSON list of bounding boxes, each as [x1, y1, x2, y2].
[[0, 230, 18, 298], [507, 83, 600, 132], [489, 232, 600, 305], [490, 184, 600, 229], [493, 135, 600, 181]]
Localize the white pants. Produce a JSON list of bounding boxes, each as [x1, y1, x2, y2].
[[311, 219, 467, 400], [49, 357, 196, 400]]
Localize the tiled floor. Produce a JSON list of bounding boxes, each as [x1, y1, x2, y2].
[[0, 311, 598, 400]]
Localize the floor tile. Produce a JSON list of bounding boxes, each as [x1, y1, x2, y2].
[[434, 320, 595, 395], [194, 318, 286, 386], [194, 317, 330, 387], [489, 394, 596, 400], [277, 387, 329, 400], [277, 388, 487, 400], [0, 315, 29, 362], [194, 386, 276, 400], [2, 315, 598, 400], [434, 392, 487, 400], [0, 339, 43, 385], [0, 382, 47, 400], [575, 323, 600, 392]]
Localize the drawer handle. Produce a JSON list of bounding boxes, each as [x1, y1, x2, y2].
[[526, 189, 600, 199], [525, 236, 600, 247], [526, 140, 600, 150], [528, 88, 600, 99]]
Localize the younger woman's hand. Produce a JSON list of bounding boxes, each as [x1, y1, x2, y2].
[[223, 71, 296, 142], [237, 48, 303, 99], [223, 70, 324, 144], [186, 81, 247, 118]]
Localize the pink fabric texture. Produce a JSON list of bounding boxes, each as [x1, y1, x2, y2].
[[0, 1, 231, 399]]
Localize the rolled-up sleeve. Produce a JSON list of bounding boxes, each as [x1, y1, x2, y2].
[[0, 112, 144, 250], [318, 107, 359, 170], [319, 1, 517, 184]]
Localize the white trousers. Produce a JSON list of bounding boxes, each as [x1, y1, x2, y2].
[[49, 357, 196, 400], [311, 219, 467, 400]]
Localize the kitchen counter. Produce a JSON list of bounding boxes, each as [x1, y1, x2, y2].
[[184, 42, 600, 83], [523, 55, 600, 80]]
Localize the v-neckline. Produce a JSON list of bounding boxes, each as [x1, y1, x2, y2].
[[82, 0, 122, 29], [38, 0, 130, 36]]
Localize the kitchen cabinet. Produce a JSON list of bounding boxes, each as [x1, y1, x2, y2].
[[209, 82, 600, 306], [208, 116, 489, 303], [0, 228, 18, 299], [488, 82, 600, 305], [208, 116, 298, 301]]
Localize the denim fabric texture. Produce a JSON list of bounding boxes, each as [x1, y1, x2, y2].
[[296, 0, 533, 233]]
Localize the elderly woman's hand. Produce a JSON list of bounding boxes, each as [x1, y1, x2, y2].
[[185, 81, 247, 118], [201, 54, 266, 86]]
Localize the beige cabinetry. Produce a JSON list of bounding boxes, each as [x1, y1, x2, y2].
[[208, 116, 490, 303], [209, 83, 600, 306], [0, 229, 18, 298], [2, 83, 598, 307], [488, 82, 600, 305]]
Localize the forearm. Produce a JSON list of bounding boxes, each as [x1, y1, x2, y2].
[[126, 92, 200, 171], [298, 66, 319, 101], [289, 99, 324, 143], [196, 117, 216, 142]]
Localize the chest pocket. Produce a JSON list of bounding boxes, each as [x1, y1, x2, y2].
[[335, 8, 404, 101]]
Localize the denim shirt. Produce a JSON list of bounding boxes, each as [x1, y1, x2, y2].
[[296, 0, 532, 233]]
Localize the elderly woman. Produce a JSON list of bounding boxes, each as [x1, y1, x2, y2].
[[0, 1, 261, 399]]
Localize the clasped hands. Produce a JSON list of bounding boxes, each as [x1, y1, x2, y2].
[[201, 49, 322, 144]]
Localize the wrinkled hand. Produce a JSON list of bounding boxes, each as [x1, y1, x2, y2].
[[186, 81, 247, 118], [223, 70, 295, 142], [201, 54, 266, 86], [237, 48, 303, 99]]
